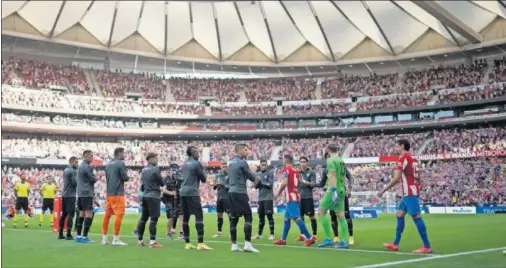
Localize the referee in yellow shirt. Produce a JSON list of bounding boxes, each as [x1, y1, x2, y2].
[[40, 176, 57, 227], [14, 175, 31, 228]]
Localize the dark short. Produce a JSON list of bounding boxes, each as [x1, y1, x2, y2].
[[62, 197, 76, 214], [142, 197, 161, 218], [216, 198, 230, 214], [15, 197, 29, 211], [258, 200, 274, 215], [42, 198, 54, 212], [165, 198, 183, 219], [228, 192, 251, 218], [77, 197, 94, 211], [300, 198, 315, 216], [180, 196, 203, 216]]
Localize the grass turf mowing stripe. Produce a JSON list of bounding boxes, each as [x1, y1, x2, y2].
[[354, 247, 506, 268], [2, 228, 434, 256]]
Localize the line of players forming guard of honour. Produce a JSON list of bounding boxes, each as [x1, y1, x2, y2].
[[16, 139, 431, 253]]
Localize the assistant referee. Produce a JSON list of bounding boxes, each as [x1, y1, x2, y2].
[[13, 175, 30, 228], [39, 176, 57, 227]]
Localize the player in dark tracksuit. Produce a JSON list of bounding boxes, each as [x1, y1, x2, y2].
[[297, 156, 318, 241], [75, 150, 98, 243], [228, 143, 260, 252], [135, 152, 164, 248], [318, 153, 354, 244], [254, 159, 275, 240], [212, 161, 230, 238], [179, 146, 212, 250], [58, 157, 78, 240]]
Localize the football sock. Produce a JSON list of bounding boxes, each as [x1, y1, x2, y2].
[[83, 217, 92, 237], [332, 220, 339, 237], [13, 213, 18, 225], [76, 217, 84, 236], [338, 217, 349, 243], [217, 217, 224, 232], [230, 217, 238, 244], [393, 216, 405, 245], [195, 213, 204, 243], [137, 220, 147, 241], [50, 214, 54, 224], [296, 219, 311, 239], [413, 217, 431, 248], [347, 218, 354, 236], [258, 214, 265, 236], [281, 220, 291, 241], [66, 214, 74, 236], [23, 214, 28, 225], [310, 218, 318, 235], [319, 214, 332, 240], [149, 217, 158, 241], [244, 214, 253, 242], [267, 214, 275, 235], [39, 213, 44, 224]]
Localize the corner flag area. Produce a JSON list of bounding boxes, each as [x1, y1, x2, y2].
[[2, 214, 505, 268]]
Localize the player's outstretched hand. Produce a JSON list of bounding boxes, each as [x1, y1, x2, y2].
[[377, 191, 384, 198]]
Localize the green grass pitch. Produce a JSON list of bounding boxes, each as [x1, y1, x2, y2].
[[2, 214, 505, 267]]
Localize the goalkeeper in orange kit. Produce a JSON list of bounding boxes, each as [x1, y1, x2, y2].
[[101, 148, 130, 246]]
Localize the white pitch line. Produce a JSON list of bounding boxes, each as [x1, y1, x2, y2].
[[3, 228, 432, 256], [354, 247, 506, 268]]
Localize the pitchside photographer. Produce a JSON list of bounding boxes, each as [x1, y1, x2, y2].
[[162, 163, 184, 240]]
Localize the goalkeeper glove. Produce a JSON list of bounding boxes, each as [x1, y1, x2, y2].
[[331, 187, 340, 205]]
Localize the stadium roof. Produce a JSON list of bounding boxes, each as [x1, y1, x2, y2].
[[2, 1, 506, 67]]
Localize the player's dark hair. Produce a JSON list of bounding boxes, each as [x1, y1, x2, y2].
[[235, 143, 248, 153], [299, 156, 309, 162], [327, 144, 339, 153], [146, 152, 158, 161], [324, 152, 330, 159], [69, 156, 78, 163], [284, 154, 294, 163], [83, 150, 92, 157], [397, 139, 411, 151], [260, 159, 267, 164], [114, 147, 124, 156], [186, 146, 197, 157]]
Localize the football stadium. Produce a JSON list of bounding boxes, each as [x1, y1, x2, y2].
[[1, 0, 506, 267]]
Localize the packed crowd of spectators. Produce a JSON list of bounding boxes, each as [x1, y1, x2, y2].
[[2, 58, 90, 94], [168, 78, 241, 102], [437, 83, 506, 104], [243, 79, 317, 102], [282, 101, 350, 115], [279, 137, 349, 160], [95, 70, 166, 99], [489, 57, 506, 84], [1, 137, 204, 166], [351, 133, 428, 157], [209, 139, 277, 161], [321, 73, 399, 98], [425, 127, 506, 154], [211, 105, 277, 116], [356, 92, 433, 111]]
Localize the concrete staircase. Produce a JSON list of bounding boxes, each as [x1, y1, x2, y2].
[[342, 142, 355, 158], [202, 147, 211, 162], [85, 69, 103, 97], [276, 105, 283, 115], [315, 79, 323, 100], [165, 81, 176, 102], [205, 106, 212, 116], [349, 102, 357, 112], [270, 146, 282, 161], [238, 90, 248, 102], [482, 63, 494, 84], [417, 138, 433, 155]]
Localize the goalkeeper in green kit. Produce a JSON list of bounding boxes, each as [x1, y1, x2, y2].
[[317, 144, 349, 249]]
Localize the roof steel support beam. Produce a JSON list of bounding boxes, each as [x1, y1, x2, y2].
[[259, 2, 278, 63], [413, 1, 482, 43], [211, 3, 223, 61], [107, 1, 119, 48], [307, 1, 335, 62], [49, 1, 66, 38], [362, 1, 395, 55]]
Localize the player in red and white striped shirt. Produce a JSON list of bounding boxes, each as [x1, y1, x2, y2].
[[378, 139, 432, 254], [273, 155, 315, 247]]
